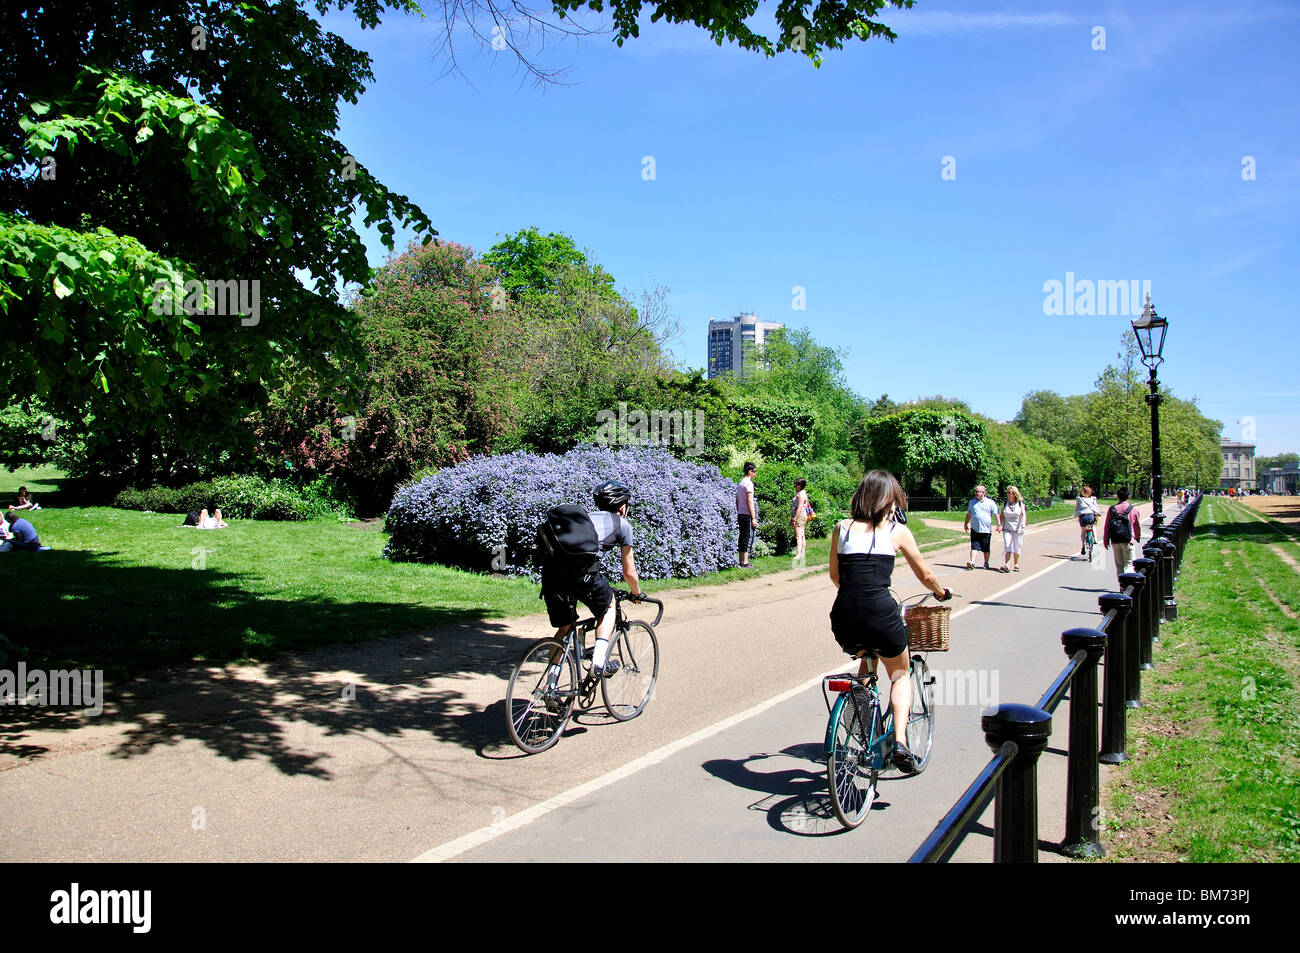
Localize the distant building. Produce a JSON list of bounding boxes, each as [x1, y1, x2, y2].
[[1262, 461, 1299, 495], [707, 313, 784, 379], [1220, 439, 1257, 490]]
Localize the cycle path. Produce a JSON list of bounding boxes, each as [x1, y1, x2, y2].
[[0, 501, 1165, 861]]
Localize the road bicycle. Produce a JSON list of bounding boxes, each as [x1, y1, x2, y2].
[[1082, 521, 1096, 561], [822, 592, 941, 829], [505, 589, 663, 754]]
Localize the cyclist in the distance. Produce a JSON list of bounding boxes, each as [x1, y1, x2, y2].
[[829, 469, 951, 774], [540, 480, 643, 677]]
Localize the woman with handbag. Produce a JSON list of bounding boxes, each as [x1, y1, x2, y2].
[[1000, 486, 1027, 572], [790, 478, 816, 560]]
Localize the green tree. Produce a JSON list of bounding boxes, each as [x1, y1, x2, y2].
[[855, 409, 985, 499], [1014, 390, 1076, 446], [483, 226, 617, 303], [0, 2, 435, 482]]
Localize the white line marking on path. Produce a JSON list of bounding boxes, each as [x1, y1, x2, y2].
[[411, 555, 1073, 863]]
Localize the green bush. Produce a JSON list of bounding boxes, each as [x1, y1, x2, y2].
[[736, 458, 844, 556], [113, 476, 352, 521]]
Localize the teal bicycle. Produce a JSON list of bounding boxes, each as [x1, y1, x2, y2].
[[822, 593, 942, 829]]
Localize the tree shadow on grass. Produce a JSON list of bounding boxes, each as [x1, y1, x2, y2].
[[0, 550, 539, 774]]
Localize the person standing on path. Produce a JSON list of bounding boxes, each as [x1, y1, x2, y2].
[[963, 484, 1002, 570], [790, 477, 815, 561], [828, 469, 951, 774], [1075, 484, 1101, 556], [736, 462, 758, 569], [1000, 485, 1027, 573], [1103, 486, 1142, 583]]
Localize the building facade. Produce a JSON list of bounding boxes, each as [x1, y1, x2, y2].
[[706, 313, 785, 379], [1219, 439, 1257, 490], [1262, 462, 1299, 495]]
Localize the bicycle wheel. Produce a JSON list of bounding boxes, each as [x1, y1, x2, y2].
[[505, 639, 578, 754], [907, 655, 935, 773], [825, 689, 880, 829], [1086, 530, 1095, 561], [601, 621, 659, 721]]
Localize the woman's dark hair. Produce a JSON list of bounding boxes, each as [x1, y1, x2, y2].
[[794, 478, 806, 491], [743, 462, 756, 476], [183, 511, 200, 526], [850, 470, 907, 525], [1116, 486, 1129, 502]]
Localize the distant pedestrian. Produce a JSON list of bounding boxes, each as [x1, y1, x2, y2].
[[1075, 485, 1100, 556], [790, 477, 815, 560], [963, 484, 1002, 570], [1000, 486, 1027, 573], [736, 462, 758, 569], [1104, 487, 1142, 583]]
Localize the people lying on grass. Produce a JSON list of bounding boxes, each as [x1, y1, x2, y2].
[[7, 486, 39, 512], [182, 508, 227, 529]]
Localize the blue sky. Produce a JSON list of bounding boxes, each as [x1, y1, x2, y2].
[[322, 1, 1300, 455]]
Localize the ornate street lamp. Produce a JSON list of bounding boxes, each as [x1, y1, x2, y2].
[[1132, 294, 1168, 534]]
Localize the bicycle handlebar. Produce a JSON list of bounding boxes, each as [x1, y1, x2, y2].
[[616, 589, 663, 627]]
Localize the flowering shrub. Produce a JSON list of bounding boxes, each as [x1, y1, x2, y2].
[[384, 445, 739, 579]]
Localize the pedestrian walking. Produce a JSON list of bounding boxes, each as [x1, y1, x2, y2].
[[963, 484, 1002, 570], [790, 477, 815, 560], [736, 462, 758, 569], [1103, 486, 1142, 583], [1000, 485, 1027, 572]]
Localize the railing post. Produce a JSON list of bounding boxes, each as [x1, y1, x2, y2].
[[1100, 592, 1138, 709], [1141, 544, 1163, 643], [982, 704, 1053, 863], [1158, 537, 1178, 620], [1120, 570, 1151, 670], [1060, 628, 1108, 858], [1099, 593, 1130, 765]]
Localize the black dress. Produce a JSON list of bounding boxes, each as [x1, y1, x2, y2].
[[830, 520, 908, 658]]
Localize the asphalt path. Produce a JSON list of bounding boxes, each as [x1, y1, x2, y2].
[[1, 501, 1166, 862]]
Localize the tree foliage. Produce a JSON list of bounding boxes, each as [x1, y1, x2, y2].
[[855, 409, 985, 494]]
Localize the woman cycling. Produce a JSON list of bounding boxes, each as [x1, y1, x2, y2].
[[1075, 484, 1101, 556], [828, 469, 951, 774]]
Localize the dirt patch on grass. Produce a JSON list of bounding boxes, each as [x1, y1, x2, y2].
[[1241, 496, 1300, 525], [1107, 778, 1184, 861], [1270, 544, 1300, 575]]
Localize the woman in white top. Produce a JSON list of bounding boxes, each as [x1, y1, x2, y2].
[[1075, 485, 1100, 556], [829, 470, 951, 773], [1000, 485, 1027, 572]]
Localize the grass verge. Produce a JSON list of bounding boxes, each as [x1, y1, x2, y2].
[[1099, 499, 1300, 861]]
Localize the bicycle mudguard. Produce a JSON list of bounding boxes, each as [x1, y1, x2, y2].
[[824, 691, 851, 758]]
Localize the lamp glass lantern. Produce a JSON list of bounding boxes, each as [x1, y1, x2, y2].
[[1131, 294, 1168, 368]]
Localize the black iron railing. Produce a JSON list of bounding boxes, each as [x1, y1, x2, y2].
[[909, 493, 1202, 862]]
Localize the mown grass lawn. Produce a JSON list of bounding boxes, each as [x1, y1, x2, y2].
[[1100, 499, 1300, 862], [1, 467, 965, 675]]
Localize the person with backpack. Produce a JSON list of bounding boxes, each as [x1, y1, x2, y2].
[[537, 480, 643, 677], [1103, 486, 1142, 582]]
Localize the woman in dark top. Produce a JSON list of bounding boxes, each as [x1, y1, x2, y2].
[[829, 470, 950, 773]]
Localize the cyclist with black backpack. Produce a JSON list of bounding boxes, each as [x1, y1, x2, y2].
[[537, 480, 643, 677], [1103, 486, 1141, 582]]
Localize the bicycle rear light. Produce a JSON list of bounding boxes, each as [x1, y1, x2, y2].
[[828, 679, 853, 693]]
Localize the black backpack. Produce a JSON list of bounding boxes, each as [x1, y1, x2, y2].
[[535, 505, 619, 575], [1107, 504, 1133, 544]]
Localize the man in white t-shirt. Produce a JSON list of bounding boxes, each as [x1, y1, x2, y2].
[[736, 462, 758, 569], [963, 485, 1002, 570]]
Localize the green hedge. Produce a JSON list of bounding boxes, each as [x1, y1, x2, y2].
[[734, 458, 852, 556], [113, 476, 352, 521]]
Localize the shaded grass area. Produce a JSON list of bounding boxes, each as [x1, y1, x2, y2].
[[1101, 499, 1300, 862], [1, 502, 964, 675]]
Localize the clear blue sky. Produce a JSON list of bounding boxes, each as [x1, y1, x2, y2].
[[322, 1, 1300, 455]]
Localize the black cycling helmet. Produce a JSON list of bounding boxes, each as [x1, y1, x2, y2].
[[593, 480, 631, 512]]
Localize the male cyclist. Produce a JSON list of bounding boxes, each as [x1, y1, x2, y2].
[[540, 480, 643, 677]]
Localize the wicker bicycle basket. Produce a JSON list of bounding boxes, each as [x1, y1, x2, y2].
[[905, 603, 951, 652]]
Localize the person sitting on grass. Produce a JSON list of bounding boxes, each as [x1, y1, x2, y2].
[[4, 513, 45, 551], [182, 508, 227, 529], [8, 486, 39, 512]]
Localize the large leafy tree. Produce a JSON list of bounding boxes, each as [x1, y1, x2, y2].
[[0, 1, 434, 482]]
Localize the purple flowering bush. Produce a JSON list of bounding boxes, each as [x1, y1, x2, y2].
[[384, 444, 739, 578]]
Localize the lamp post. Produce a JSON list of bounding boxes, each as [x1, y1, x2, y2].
[[1132, 295, 1169, 535]]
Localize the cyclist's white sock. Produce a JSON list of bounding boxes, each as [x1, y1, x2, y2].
[[591, 637, 610, 670]]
